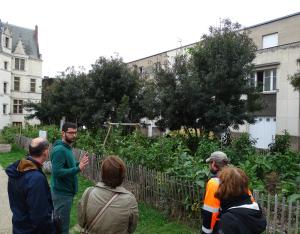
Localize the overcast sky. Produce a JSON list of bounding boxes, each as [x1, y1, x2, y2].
[[1, 0, 299, 77]]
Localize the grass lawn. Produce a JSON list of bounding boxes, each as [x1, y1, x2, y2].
[[0, 145, 26, 168], [0, 144, 197, 234]]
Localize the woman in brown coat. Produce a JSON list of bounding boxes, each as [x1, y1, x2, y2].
[[78, 155, 138, 234]]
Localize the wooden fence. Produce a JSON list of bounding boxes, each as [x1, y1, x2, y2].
[[16, 136, 300, 233]]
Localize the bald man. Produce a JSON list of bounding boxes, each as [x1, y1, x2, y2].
[[6, 137, 57, 234]]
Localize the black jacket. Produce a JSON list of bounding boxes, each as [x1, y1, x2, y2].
[[217, 194, 266, 234], [6, 157, 55, 234]]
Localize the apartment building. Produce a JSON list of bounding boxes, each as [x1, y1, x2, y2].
[[127, 12, 300, 149], [0, 20, 42, 129]]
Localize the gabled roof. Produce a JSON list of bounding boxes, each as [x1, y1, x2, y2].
[[0, 20, 41, 60]]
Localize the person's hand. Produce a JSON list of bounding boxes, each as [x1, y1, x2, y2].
[[79, 153, 89, 171]]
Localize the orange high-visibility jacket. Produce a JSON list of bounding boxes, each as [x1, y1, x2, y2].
[[202, 177, 220, 234], [201, 177, 255, 234]]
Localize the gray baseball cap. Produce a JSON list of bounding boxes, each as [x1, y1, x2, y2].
[[206, 151, 229, 163]]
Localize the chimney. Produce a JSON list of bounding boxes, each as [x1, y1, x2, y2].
[[35, 25, 41, 59], [35, 25, 38, 42]]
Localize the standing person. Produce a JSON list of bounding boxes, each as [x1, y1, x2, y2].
[[51, 122, 89, 234], [78, 155, 138, 234], [6, 137, 56, 234], [202, 151, 229, 234], [215, 167, 266, 233]]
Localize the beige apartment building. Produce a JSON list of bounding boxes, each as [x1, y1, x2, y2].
[[127, 12, 300, 149], [0, 20, 42, 129]]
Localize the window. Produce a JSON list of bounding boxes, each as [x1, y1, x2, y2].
[[13, 99, 23, 114], [3, 104, 7, 114], [5, 37, 9, 48], [14, 77, 20, 91], [3, 82, 7, 94], [30, 79, 36, 92], [154, 62, 161, 71], [249, 73, 255, 87], [133, 64, 137, 70], [15, 58, 25, 70], [250, 68, 277, 92], [4, 61, 8, 70], [12, 122, 22, 127], [262, 33, 278, 49]]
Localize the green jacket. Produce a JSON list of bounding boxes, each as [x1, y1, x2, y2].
[[50, 140, 80, 196]]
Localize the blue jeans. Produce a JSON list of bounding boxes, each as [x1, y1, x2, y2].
[[52, 193, 74, 234]]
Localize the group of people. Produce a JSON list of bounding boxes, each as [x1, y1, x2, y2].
[[5, 121, 266, 234], [202, 151, 266, 233], [6, 122, 138, 234]]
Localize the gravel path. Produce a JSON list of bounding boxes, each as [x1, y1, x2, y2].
[[0, 165, 12, 234]]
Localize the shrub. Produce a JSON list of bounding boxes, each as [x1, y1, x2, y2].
[[226, 133, 256, 165], [1, 126, 20, 143], [269, 130, 291, 154]]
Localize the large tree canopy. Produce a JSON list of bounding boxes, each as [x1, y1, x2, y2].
[[150, 19, 262, 138], [26, 57, 142, 129], [84, 56, 142, 128]]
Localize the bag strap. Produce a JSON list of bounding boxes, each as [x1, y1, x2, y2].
[[81, 187, 94, 228], [85, 193, 119, 232]]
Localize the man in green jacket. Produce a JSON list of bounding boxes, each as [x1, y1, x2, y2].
[[51, 122, 89, 234]]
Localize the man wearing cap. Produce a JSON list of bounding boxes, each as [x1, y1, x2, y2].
[[6, 137, 56, 233], [201, 151, 229, 234]]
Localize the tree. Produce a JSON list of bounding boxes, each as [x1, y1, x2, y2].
[[25, 68, 89, 125], [79, 56, 142, 129], [289, 70, 300, 91], [26, 58, 143, 129], [151, 19, 262, 141]]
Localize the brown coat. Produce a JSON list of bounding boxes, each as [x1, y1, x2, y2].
[[78, 182, 138, 234]]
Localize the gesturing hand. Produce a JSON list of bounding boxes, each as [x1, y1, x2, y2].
[[79, 153, 89, 171]]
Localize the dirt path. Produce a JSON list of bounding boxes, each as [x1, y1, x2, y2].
[[0, 166, 12, 234]]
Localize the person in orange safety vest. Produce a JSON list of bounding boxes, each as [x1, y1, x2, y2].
[[201, 151, 229, 234]]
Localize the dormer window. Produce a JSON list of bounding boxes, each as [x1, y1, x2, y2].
[[5, 37, 9, 48], [15, 58, 25, 71]]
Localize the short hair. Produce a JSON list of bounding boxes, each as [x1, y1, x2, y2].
[[101, 155, 126, 188], [215, 166, 249, 200], [214, 160, 228, 171], [62, 122, 77, 132], [29, 139, 49, 157]]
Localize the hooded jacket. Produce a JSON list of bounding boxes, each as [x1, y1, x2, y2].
[[5, 157, 55, 234], [217, 194, 266, 234], [50, 140, 80, 196]]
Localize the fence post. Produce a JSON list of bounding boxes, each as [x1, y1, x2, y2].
[[288, 200, 293, 234], [295, 200, 299, 234], [273, 194, 278, 233], [267, 193, 271, 233], [280, 196, 286, 233]]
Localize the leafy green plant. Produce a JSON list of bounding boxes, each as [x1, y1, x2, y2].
[[269, 130, 291, 154], [1, 125, 23, 143], [226, 133, 256, 165], [194, 137, 219, 161], [3, 125, 300, 197]]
